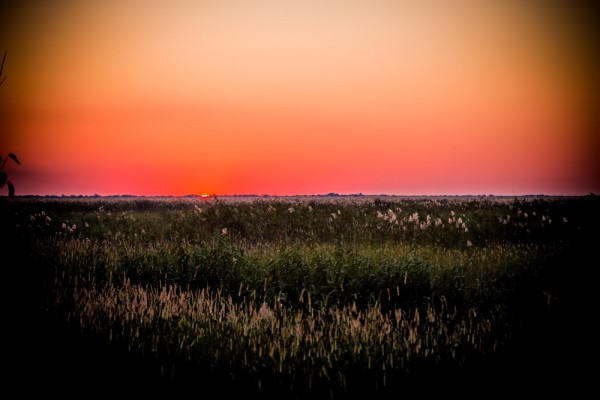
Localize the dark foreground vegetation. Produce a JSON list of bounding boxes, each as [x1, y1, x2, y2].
[[2, 195, 598, 398]]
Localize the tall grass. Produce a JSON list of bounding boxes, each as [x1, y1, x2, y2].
[[2, 195, 598, 396]]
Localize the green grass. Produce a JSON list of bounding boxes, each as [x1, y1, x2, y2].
[[2, 195, 598, 397]]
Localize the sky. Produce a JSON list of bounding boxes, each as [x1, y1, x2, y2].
[[1, 0, 598, 196]]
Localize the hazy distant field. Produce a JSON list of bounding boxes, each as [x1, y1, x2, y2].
[[2, 195, 597, 397]]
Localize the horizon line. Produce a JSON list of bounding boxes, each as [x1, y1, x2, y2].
[[3, 192, 597, 198]]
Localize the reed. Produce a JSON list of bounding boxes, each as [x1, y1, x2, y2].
[[2, 194, 597, 396]]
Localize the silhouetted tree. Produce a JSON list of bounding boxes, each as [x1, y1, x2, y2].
[[1, 51, 20, 197]]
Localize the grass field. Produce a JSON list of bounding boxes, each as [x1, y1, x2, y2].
[[2, 194, 598, 397]]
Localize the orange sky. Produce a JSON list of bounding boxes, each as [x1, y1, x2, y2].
[[1, 0, 598, 196]]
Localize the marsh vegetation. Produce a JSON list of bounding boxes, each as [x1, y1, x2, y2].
[[2, 195, 597, 397]]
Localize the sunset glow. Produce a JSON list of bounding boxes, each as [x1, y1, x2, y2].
[[1, 1, 598, 196]]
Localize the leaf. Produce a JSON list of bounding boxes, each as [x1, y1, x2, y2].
[[8, 153, 20, 165], [8, 181, 15, 197], [0, 171, 6, 188], [0, 51, 6, 86]]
